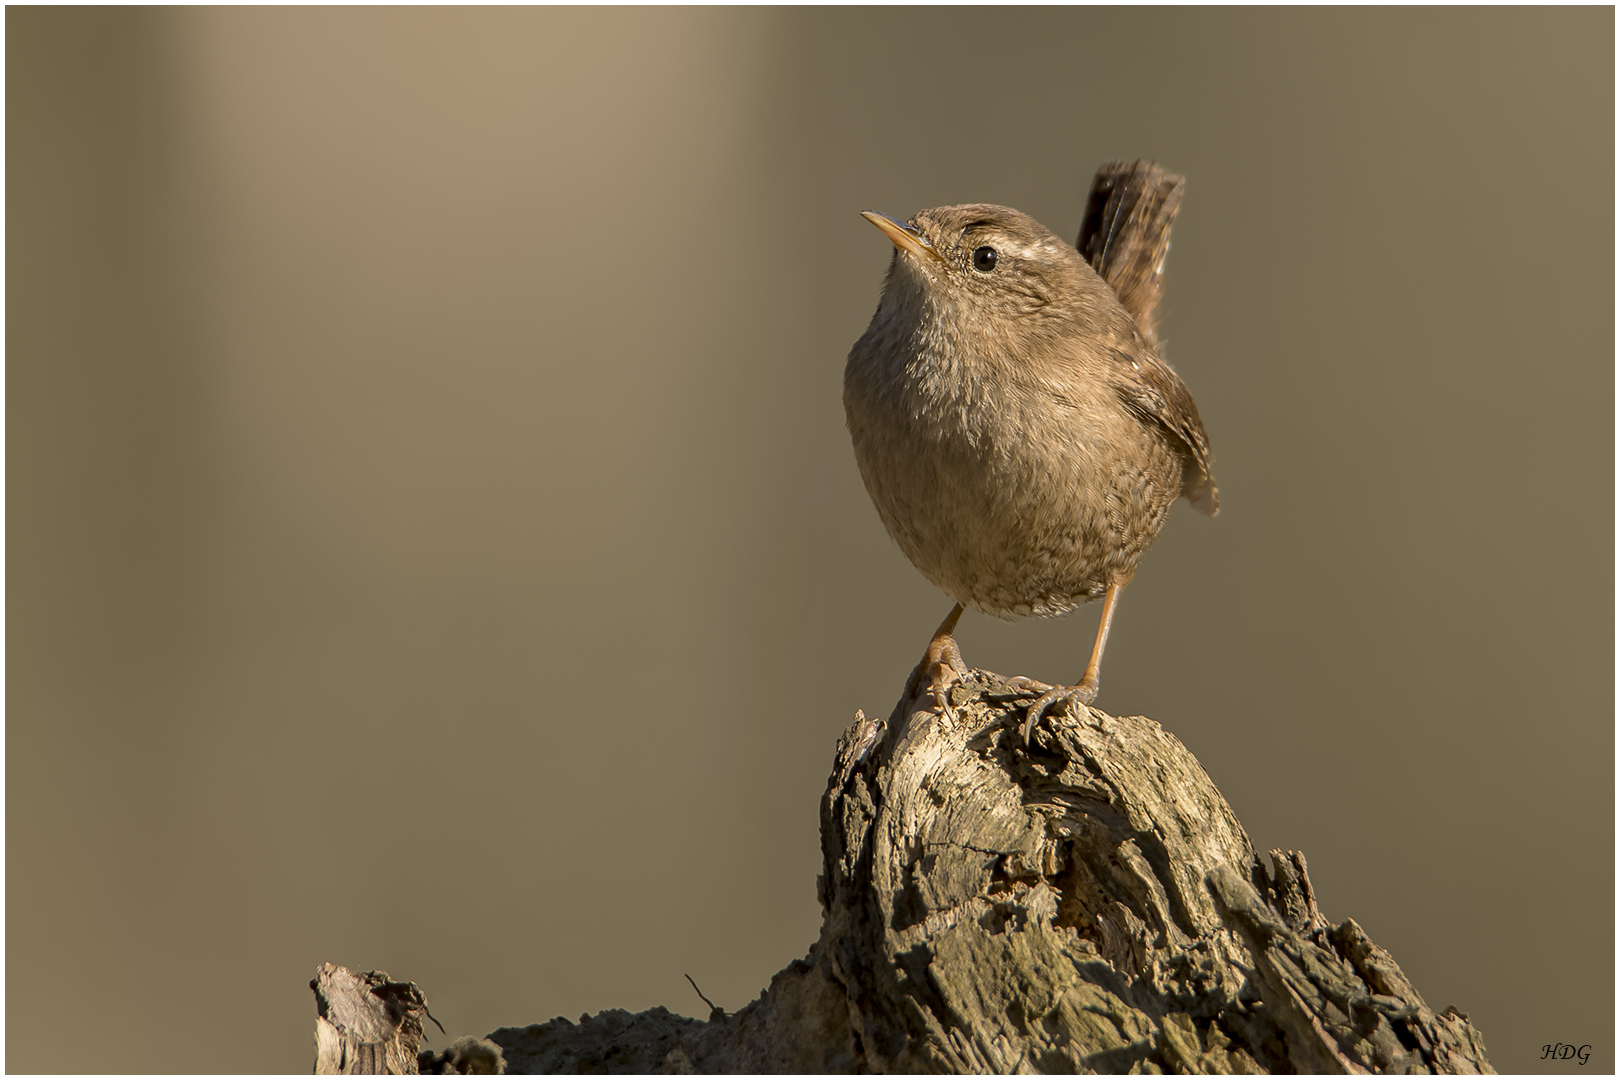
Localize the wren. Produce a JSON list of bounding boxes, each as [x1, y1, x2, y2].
[[844, 165, 1216, 740]]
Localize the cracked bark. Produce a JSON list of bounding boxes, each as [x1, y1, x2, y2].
[[484, 670, 1495, 1074]]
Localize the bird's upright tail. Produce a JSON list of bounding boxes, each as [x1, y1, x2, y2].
[[1077, 161, 1185, 350]]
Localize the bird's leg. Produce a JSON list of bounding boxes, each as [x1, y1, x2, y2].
[[904, 603, 967, 711], [1021, 582, 1124, 742]]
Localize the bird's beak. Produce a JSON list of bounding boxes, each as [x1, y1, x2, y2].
[[861, 211, 942, 263]]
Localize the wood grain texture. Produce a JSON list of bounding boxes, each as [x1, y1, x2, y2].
[[312, 963, 438, 1075], [483, 672, 1495, 1074]]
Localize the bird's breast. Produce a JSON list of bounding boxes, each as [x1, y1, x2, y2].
[[846, 329, 1178, 619]]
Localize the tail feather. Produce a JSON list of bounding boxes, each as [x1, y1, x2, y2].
[[1077, 161, 1185, 350]]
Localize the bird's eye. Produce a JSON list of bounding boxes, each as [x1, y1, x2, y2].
[[972, 246, 999, 272]]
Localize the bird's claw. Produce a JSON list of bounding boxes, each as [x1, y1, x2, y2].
[[906, 634, 967, 714], [1019, 681, 1098, 743]]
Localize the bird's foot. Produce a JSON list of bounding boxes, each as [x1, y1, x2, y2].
[[904, 629, 968, 715], [1018, 678, 1098, 743]]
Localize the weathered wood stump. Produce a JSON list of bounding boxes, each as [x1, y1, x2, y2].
[[312, 963, 437, 1074], [483, 671, 1494, 1073], [312, 963, 508, 1074]]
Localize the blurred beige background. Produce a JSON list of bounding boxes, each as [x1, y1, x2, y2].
[[8, 7, 1611, 1074]]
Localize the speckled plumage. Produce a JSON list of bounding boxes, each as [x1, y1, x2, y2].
[[844, 203, 1216, 623]]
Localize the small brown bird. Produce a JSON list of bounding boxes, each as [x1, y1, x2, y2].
[[844, 164, 1216, 740]]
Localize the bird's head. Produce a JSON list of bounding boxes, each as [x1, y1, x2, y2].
[[861, 203, 1106, 326]]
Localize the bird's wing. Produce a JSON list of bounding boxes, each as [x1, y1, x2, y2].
[[1109, 336, 1220, 516]]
